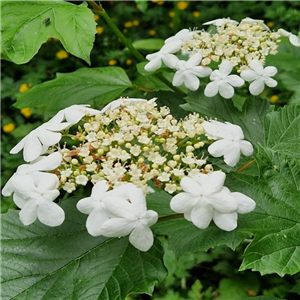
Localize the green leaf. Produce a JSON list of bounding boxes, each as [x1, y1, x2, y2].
[[182, 89, 270, 146], [237, 297, 284, 300], [14, 67, 132, 118], [264, 105, 300, 159], [1, 1, 96, 64], [1, 198, 167, 300], [135, 0, 148, 13]]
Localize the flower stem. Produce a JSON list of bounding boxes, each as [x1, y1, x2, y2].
[[87, 1, 186, 95], [158, 213, 183, 222], [236, 159, 255, 173]]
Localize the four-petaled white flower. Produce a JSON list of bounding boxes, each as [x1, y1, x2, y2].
[[204, 60, 244, 99], [100, 183, 158, 252], [202, 120, 253, 167], [170, 171, 256, 231], [10, 119, 70, 162], [173, 53, 212, 91], [76, 180, 111, 236], [240, 59, 277, 95], [52, 104, 102, 125], [17, 175, 64, 227], [203, 18, 238, 26], [278, 28, 300, 47], [145, 43, 180, 72], [164, 29, 197, 52]]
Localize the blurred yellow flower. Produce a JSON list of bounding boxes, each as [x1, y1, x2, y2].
[[270, 95, 279, 103], [193, 11, 201, 18], [19, 83, 32, 93], [126, 59, 132, 65], [56, 50, 68, 59], [267, 21, 275, 28], [133, 20, 140, 26], [20, 108, 33, 118], [149, 30, 156, 36], [94, 14, 100, 21], [3, 123, 15, 133], [96, 26, 104, 34], [169, 11, 175, 17], [108, 59, 117, 66], [177, 1, 189, 10], [169, 22, 174, 28], [124, 21, 133, 28], [152, 0, 164, 4]]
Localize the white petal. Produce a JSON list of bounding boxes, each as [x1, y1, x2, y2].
[[208, 187, 238, 213], [240, 70, 259, 82], [37, 200, 65, 227], [208, 139, 230, 157], [129, 225, 154, 251], [186, 53, 202, 68], [219, 82, 234, 99], [2, 177, 14, 196], [143, 210, 158, 227], [190, 201, 213, 229], [249, 59, 264, 73], [100, 218, 134, 237], [180, 177, 202, 194], [213, 211, 238, 231], [170, 192, 199, 213], [86, 208, 110, 236], [76, 197, 96, 214], [19, 200, 38, 225], [202, 120, 232, 140], [172, 71, 185, 86], [10, 136, 27, 154], [239, 141, 254, 156], [227, 75, 244, 87], [27, 152, 62, 172], [191, 66, 212, 78], [202, 171, 226, 195], [249, 79, 265, 95], [278, 28, 290, 37], [263, 66, 277, 77], [290, 34, 300, 47], [23, 134, 44, 162], [223, 142, 241, 167], [162, 54, 179, 69], [219, 60, 233, 75], [183, 73, 200, 91], [37, 130, 62, 147], [264, 77, 277, 88], [144, 56, 162, 72], [91, 180, 109, 198], [204, 81, 219, 97], [225, 122, 244, 139], [231, 192, 256, 214]]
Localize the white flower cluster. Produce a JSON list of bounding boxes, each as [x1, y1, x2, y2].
[[145, 17, 300, 97], [2, 98, 256, 251]]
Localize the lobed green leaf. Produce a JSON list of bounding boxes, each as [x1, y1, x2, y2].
[[1, 1, 96, 64]]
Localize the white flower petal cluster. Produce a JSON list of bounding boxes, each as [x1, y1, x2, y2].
[[204, 60, 244, 99], [278, 28, 300, 47], [77, 182, 158, 251], [170, 171, 256, 231], [240, 59, 277, 95], [202, 120, 253, 167], [2, 152, 64, 227], [173, 54, 212, 91]]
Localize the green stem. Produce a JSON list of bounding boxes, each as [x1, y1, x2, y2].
[[236, 159, 255, 173], [87, 1, 186, 95], [158, 213, 184, 222]]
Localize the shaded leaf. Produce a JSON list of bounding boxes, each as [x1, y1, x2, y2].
[[1, 1, 96, 64], [1, 198, 167, 300], [14, 67, 132, 118]]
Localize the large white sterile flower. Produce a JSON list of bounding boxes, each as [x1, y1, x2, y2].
[[16, 175, 64, 227], [10, 119, 69, 162], [202, 120, 253, 167], [2, 152, 62, 198], [100, 97, 157, 113], [76, 180, 111, 236], [203, 18, 238, 26], [173, 54, 212, 91], [278, 28, 300, 47], [145, 43, 179, 72], [170, 171, 256, 231], [52, 104, 101, 125], [164, 29, 196, 52], [240, 59, 277, 95], [204, 60, 244, 99], [100, 183, 158, 251]]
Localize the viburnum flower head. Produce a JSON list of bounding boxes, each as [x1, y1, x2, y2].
[[76, 180, 111, 236], [240, 59, 277, 95], [170, 171, 256, 231], [202, 120, 253, 167], [100, 183, 158, 251], [145, 43, 179, 72], [173, 53, 212, 91], [204, 60, 244, 99]]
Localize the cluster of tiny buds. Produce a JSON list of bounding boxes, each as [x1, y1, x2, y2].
[[181, 19, 281, 72], [56, 101, 214, 194]]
